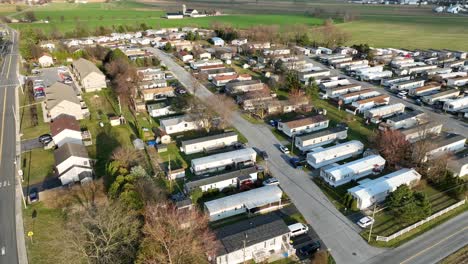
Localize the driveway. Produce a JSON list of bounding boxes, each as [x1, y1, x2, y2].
[[150, 47, 468, 264], [21, 138, 42, 152]]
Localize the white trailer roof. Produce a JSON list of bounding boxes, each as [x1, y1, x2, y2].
[[307, 140, 364, 163], [204, 185, 282, 214], [324, 155, 386, 181], [191, 148, 256, 168]]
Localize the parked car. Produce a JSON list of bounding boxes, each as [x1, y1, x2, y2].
[[290, 157, 306, 168], [298, 241, 321, 256], [279, 145, 290, 154], [288, 223, 309, 237], [28, 188, 39, 203], [397, 91, 407, 99], [263, 177, 279, 186], [357, 216, 375, 228], [260, 151, 269, 160], [38, 134, 52, 143], [176, 88, 187, 94]]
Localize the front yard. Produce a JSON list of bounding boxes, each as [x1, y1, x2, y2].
[[21, 149, 55, 186], [19, 87, 50, 140]]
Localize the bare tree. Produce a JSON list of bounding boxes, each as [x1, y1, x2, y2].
[[136, 203, 218, 264], [208, 94, 237, 129], [313, 18, 351, 49], [112, 147, 140, 169], [372, 130, 412, 168], [425, 154, 451, 184]]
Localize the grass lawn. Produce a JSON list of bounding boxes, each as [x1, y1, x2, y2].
[[22, 149, 55, 186], [23, 202, 77, 264], [440, 245, 468, 264], [158, 142, 188, 171]]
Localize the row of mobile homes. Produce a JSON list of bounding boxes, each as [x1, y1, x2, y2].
[[214, 214, 292, 264], [400, 121, 443, 143], [277, 116, 329, 137], [185, 166, 258, 193], [339, 89, 381, 104], [351, 95, 390, 113], [294, 126, 348, 152], [422, 89, 460, 105], [320, 155, 386, 187], [306, 140, 364, 169], [443, 96, 468, 112], [190, 148, 257, 175], [180, 132, 238, 155], [348, 168, 422, 210], [408, 82, 441, 97], [204, 185, 282, 221], [381, 110, 425, 130]]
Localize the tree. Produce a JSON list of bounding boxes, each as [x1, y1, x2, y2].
[[387, 185, 431, 225], [208, 94, 237, 129], [24, 11, 37, 22], [136, 203, 218, 264], [425, 155, 450, 184], [111, 147, 140, 169], [65, 202, 141, 264], [372, 130, 412, 168], [163, 42, 172, 52], [188, 101, 216, 133], [169, 95, 191, 112], [314, 18, 350, 49]]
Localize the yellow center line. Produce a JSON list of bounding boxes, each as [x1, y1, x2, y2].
[[400, 226, 468, 264], [0, 87, 7, 169]]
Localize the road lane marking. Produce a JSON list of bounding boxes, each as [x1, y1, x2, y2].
[[0, 88, 7, 169], [6, 52, 12, 78], [400, 226, 468, 264]]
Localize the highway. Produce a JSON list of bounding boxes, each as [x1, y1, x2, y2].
[[150, 47, 468, 264], [0, 26, 23, 264]]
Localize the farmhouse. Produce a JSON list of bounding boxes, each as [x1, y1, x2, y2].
[[204, 185, 282, 221], [277, 115, 329, 138], [71, 58, 107, 92], [320, 154, 386, 187], [408, 82, 441, 97], [190, 148, 257, 175], [38, 53, 54, 67], [54, 143, 93, 185], [214, 214, 292, 264], [423, 134, 466, 161], [225, 80, 265, 94], [159, 115, 202, 135], [443, 96, 468, 112], [348, 168, 422, 210], [382, 110, 425, 130], [45, 82, 84, 121], [421, 89, 460, 105], [364, 103, 406, 120], [50, 114, 82, 147], [351, 95, 390, 113], [180, 132, 238, 155], [390, 79, 425, 91], [339, 89, 381, 104], [306, 140, 364, 169], [295, 126, 348, 152], [184, 166, 258, 193]]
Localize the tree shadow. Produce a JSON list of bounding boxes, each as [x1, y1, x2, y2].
[[95, 128, 121, 189]]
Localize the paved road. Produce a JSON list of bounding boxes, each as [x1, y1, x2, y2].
[[150, 47, 468, 264], [305, 57, 468, 138], [0, 27, 22, 264]]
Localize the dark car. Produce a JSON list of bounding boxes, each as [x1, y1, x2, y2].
[[38, 134, 52, 143], [260, 151, 269, 160], [298, 241, 321, 256], [28, 188, 39, 203], [290, 157, 307, 168]]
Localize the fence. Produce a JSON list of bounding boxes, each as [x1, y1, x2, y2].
[[376, 199, 466, 242]]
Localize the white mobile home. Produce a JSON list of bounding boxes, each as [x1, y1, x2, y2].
[[355, 65, 384, 75], [400, 121, 443, 143], [191, 148, 257, 175], [320, 155, 386, 187], [295, 126, 348, 152], [339, 89, 381, 104], [391, 79, 425, 91], [383, 110, 425, 130], [352, 95, 390, 113], [443, 96, 468, 112], [423, 134, 466, 161], [447, 155, 468, 177], [180, 132, 238, 155], [324, 84, 362, 98], [364, 103, 406, 119], [306, 140, 364, 169], [447, 76, 468, 87], [408, 83, 441, 97], [360, 71, 393, 81], [160, 115, 202, 135], [204, 185, 282, 221], [277, 116, 329, 138], [348, 168, 421, 210], [185, 166, 258, 193], [422, 89, 460, 105], [299, 70, 331, 83], [380, 76, 411, 87]]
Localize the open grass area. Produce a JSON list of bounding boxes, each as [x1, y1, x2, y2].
[[22, 149, 55, 186], [19, 89, 50, 140], [23, 202, 76, 264]]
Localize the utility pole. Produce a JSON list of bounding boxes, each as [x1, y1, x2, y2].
[[291, 134, 295, 154], [243, 232, 248, 263], [168, 154, 172, 191], [368, 203, 377, 243]]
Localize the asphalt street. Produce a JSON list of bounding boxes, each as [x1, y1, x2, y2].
[[0, 27, 21, 264], [305, 57, 468, 138], [150, 47, 468, 264]]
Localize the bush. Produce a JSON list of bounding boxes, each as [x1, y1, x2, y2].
[[351, 198, 359, 211]]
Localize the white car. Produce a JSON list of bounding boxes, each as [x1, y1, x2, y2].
[[263, 178, 280, 186], [357, 216, 375, 228], [279, 145, 290, 154]]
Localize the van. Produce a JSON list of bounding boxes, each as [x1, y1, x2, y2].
[[288, 223, 309, 237]]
